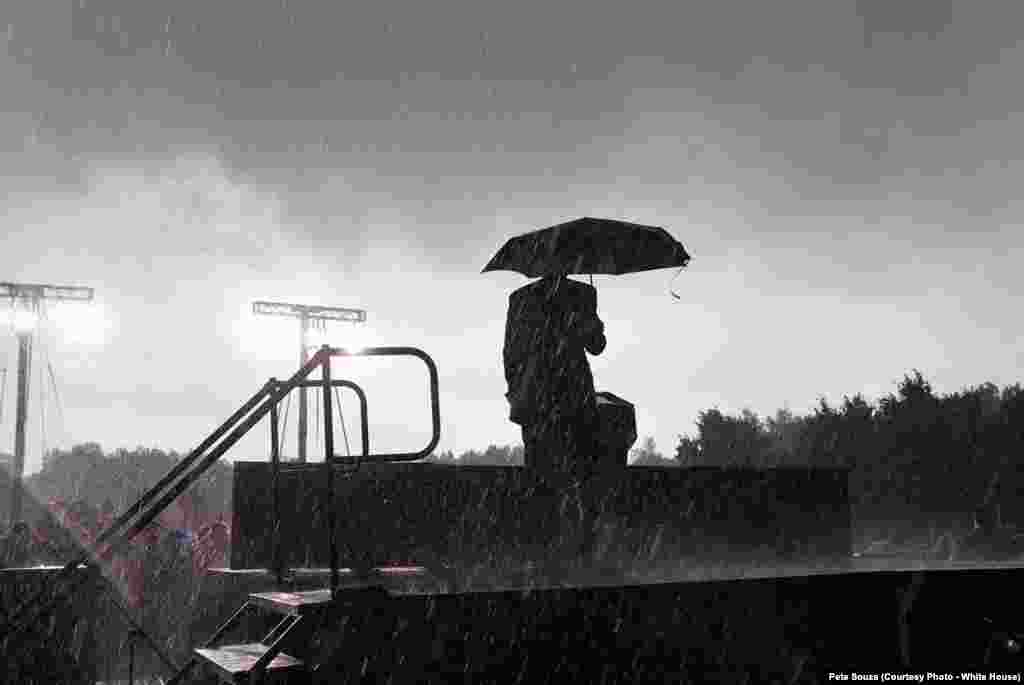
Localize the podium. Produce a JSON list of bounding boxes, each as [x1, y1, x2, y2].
[[593, 391, 637, 468]]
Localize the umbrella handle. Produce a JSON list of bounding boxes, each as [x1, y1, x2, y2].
[[668, 265, 684, 300]]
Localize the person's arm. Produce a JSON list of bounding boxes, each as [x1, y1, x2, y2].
[[503, 293, 525, 384], [580, 287, 606, 355]]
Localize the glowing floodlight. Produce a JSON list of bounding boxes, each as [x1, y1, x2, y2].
[[341, 324, 377, 355], [253, 300, 366, 323], [48, 301, 113, 345], [1, 280, 94, 525], [10, 308, 38, 332], [1, 282, 93, 302], [252, 298, 368, 463], [305, 323, 377, 355], [306, 326, 330, 347]]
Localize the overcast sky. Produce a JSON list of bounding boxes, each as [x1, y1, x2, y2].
[[2, 0, 1023, 473]]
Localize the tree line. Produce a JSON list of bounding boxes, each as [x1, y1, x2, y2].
[[4, 368, 1021, 530], [20, 442, 234, 530], [424, 371, 1023, 527], [676, 371, 1022, 522]]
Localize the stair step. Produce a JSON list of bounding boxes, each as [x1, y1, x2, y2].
[[249, 589, 340, 616], [248, 567, 432, 614], [194, 643, 304, 683], [212, 565, 431, 579]]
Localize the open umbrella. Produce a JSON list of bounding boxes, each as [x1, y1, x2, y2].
[[481, 217, 690, 278]]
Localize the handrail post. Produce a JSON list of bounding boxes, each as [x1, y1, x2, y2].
[[128, 630, 136, 685], [269, 378, 283, 589], [322, 352, 339, 599]]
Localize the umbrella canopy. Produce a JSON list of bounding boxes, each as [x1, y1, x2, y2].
[[481, 217, 691, 278]]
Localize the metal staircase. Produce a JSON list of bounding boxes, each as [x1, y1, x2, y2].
[[188, 590, 319, 684], [185, 566, 430, 684], [0, 345, 441, 685]]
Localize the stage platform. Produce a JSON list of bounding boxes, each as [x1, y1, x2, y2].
[[0, 563, 88, 577], [197, 462, 1024, 679], [0, 564, 104, 685], [210, 552, 1024, 593], [7, 557, 1024, 682], [197, 555, 1024, 682], [229, 461, 853, 572]]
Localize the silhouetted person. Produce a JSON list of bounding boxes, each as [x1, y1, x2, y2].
[[504, 273, 606, 576], [504, 273, 606, 475]]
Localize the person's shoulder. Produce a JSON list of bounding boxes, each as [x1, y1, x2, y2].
[[511, 280, 545, 300], [563, 278, 597, 299], [565, 278, 595, 292]]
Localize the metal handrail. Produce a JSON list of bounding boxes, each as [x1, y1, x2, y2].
[[1, 351, 328, 639], [0, 381, 277, 631], [323, 353, 339, 596], [291, 379, 370, 465], [317, 345, 442, 597], [270, 380, 283, 588], [1, 344, 442, 655], [324, 346, 441, 462], [270, 377, 370, 591]]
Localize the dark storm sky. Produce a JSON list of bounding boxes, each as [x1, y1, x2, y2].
[[2, 0, 1022, 471]]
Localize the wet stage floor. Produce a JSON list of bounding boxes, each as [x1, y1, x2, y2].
[[208, 552, 1024, 596], [10, 556, 1024, 682], [8, 551, 1024, 593]]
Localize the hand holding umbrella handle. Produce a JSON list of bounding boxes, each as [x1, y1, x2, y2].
[[578, 317, 606, 355]]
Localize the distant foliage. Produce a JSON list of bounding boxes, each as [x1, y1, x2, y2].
[[426, 444, 524, 466], [672, 370, 1024, 528], [690, 408, 776, 467], [28, 444, 232, 528], [429, 449, 457, 464], [630, 437, 678, 467]]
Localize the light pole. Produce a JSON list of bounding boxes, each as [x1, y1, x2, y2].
[[252, 300, 366, 462], [0, 367, 7, 426], [2, 281, 94, 525]]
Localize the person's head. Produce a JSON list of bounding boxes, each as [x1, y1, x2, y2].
[[208, 520, 229, 546]]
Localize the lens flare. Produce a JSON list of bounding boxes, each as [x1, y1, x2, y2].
[[47, 302, 113, 345], [341, 324, 376, 354], [307, 324, 376, 355], [10, 308, 39, 332]]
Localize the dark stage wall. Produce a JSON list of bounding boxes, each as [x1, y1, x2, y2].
[[0, 567, 104, 685], [229, 463, 851, 570], [197, 564, 1024, 683]]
